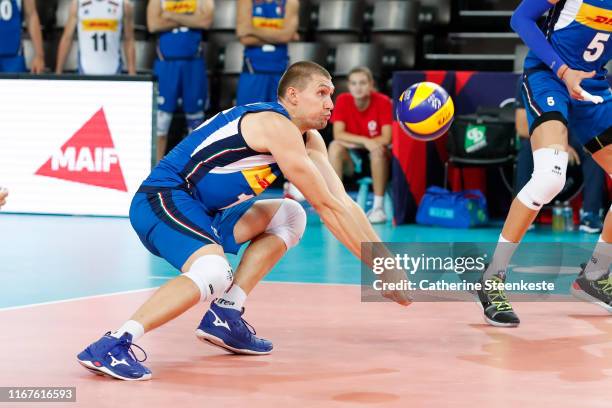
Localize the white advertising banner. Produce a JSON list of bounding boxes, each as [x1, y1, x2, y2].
[[0, 77, 154, 216]]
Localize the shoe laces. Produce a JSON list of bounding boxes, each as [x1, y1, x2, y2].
[[485, 277, 513, 312], [105, 332, 148, 363], [595, 275, 612, 296], [238, 308, 257, 336]]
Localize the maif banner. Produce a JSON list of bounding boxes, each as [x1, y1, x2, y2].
[[0, 77, 154, 216]]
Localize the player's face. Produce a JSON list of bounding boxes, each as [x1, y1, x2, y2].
[[299, 75, 335, 130], [348, 72, 372, 100]]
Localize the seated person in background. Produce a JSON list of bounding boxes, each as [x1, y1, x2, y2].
[[328, 67, 392, 224], [515, 77, 606, 233]]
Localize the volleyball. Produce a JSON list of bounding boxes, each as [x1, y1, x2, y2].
[[396, 82, 455, 141]]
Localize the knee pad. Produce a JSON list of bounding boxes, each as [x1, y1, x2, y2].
[[157, 110, 173, 137], [265, 198, 307, 250], [186, 111, 204, 132], [517, 147, 569, 210], [183, 255, 233, 301]]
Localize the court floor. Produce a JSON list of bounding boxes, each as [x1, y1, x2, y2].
[[0, 208, 610, 407]]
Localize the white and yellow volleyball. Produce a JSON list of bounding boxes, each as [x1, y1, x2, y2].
[[396, 82, 455, 141]]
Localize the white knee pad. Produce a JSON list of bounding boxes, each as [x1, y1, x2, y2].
[[183, 255, 233, 301], [517, 148, 569, 210], [157, 110, 173, 137], [265, 198, 307, 250]]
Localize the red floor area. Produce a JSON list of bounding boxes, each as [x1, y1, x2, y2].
[[1, 283, 611, 407]]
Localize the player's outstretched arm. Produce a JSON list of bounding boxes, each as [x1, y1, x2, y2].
[[306, 130, 411, 306], [246, 112, 369, 258]]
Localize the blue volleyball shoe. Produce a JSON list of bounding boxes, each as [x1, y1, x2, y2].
[[195, 303, 273, 355], [77, 332, 152, 381]]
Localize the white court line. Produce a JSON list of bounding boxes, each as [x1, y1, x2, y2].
[[0, 281, 359, 312], [0, 287, 158, 312]]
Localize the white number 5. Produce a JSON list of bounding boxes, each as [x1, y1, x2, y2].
[[583, 32, 610, 62]]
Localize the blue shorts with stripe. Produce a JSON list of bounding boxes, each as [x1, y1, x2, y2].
[[129, 188, 254, 270], [521, 69, 612, 145]]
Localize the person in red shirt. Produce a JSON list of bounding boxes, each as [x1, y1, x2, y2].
[[328, 66, 393, 223]]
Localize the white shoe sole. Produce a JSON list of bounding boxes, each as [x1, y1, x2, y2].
[[579, 225, 601, 234], [195, 329, 272, 355], [570, 285, 612, 313], [77, 359, 152, 381]]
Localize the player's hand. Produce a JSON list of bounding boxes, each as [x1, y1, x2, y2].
[[560, 66, 596, 101], [30, 56, 45, 74], [380, 269, 412, 306], [567, 146, 580, 166], [0, 188, 9, 209]]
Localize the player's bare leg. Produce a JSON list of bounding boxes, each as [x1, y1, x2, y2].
[[478, 120, 569, 327]]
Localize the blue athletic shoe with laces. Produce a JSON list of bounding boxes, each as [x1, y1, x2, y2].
[[77, 332, 152, 381], [195, 303, 273, 355]]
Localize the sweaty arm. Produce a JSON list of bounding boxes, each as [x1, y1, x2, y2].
[[55, 0, 78, 73], [510, 0, 567, 76], [147, 0, 179, 33], [163, 0, 214, 30], [236, 0, 298, 44]]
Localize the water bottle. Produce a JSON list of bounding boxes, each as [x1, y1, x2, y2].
[[563, 201, 574, 231], [552, 201, 564, 232]]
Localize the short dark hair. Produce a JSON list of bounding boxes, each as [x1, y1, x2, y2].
[[348, 66, 374, 83], [277, 61, 332, 99]]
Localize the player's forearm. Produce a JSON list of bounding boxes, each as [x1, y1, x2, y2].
[[148, 16, 179, 32], [124, 39, 136, 74], [250, 27, 294, 44], [55, 38, 71, 73], [164, 12, 210, 29], [317, 203, 365, 259], [27, 13, 45, 60], [510, 0, 567, 75], [239, 34, 266, 46]]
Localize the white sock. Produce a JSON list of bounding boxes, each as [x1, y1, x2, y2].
[[484, 234, 519, 281], [111, 320, 145, 341], [215, 284, 247, 311], [584, 237, 612, 280], [373, 195, 384, 210]]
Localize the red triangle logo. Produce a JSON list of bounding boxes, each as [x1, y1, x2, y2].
[[35, 108, 128, 192]]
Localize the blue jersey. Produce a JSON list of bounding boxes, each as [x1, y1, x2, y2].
[[524, 0, 612, 79], [158, 0, 202, 59], [244, 0, 289, 73], [142, 102, 290, 212], [0, 0, 22, 57]]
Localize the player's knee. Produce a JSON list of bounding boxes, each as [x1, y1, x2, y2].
[[264, 198, 307, 250], [186, 111, 204, 132], [157, 110, 173, 137], [517, 147, 568, 210], [183, 255, 233, 302]]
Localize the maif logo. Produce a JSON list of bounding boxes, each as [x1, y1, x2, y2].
[[35, 108, 127, 192]]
